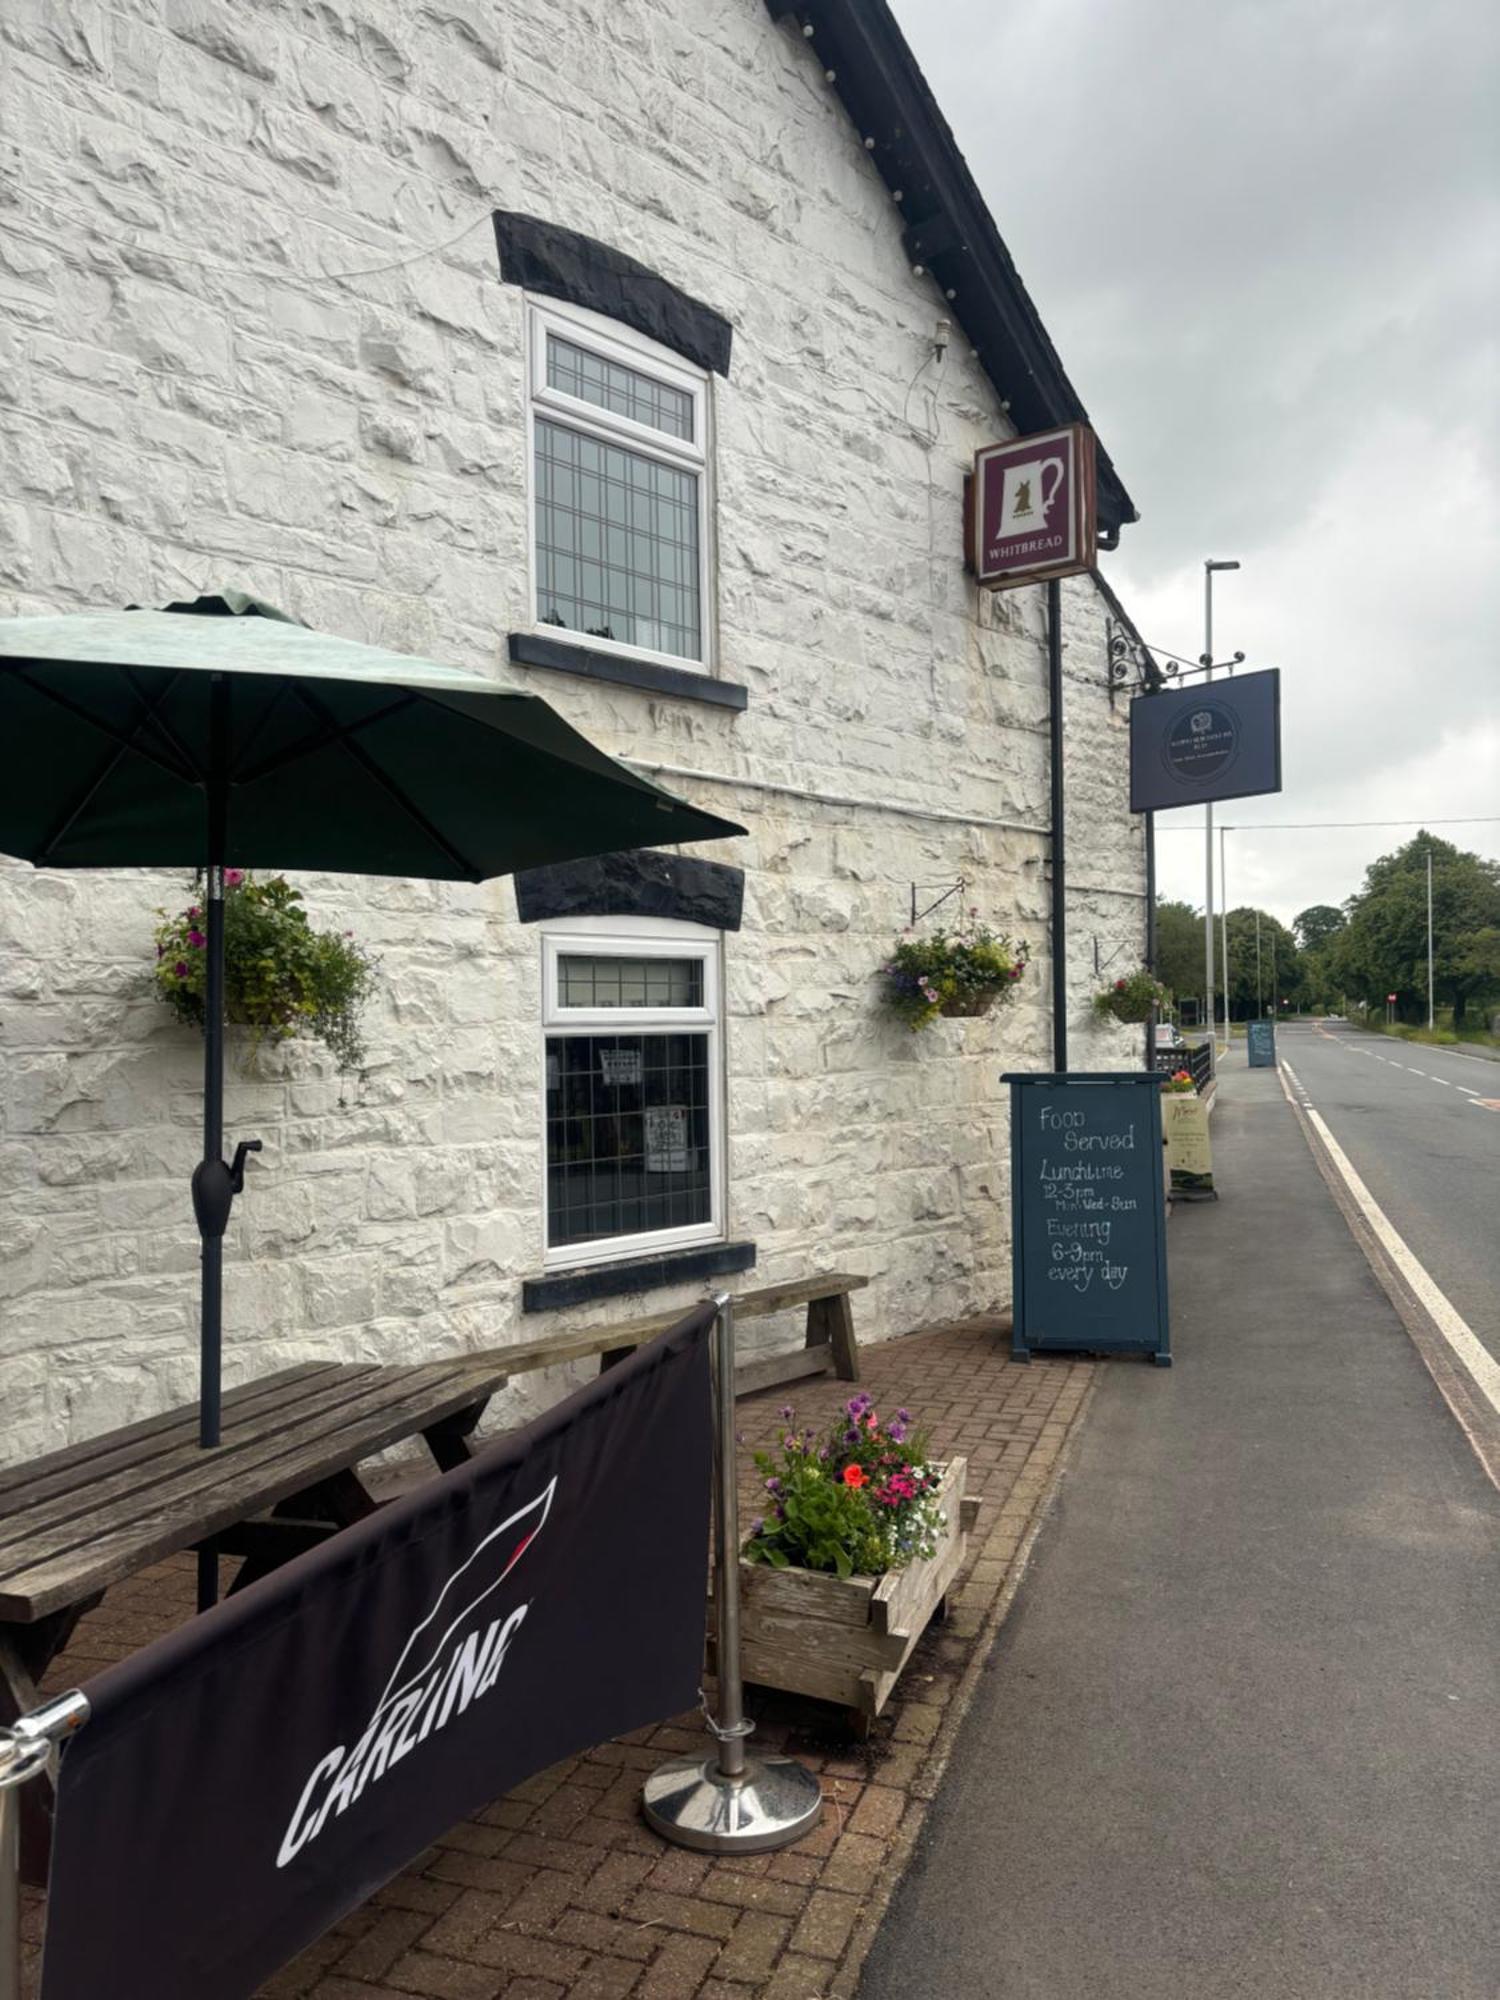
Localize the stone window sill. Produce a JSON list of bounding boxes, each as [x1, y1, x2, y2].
[[522, 1239, 756, 1314], [508, 632, 748, 711]]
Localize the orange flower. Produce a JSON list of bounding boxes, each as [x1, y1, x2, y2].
[[842, 1464, 868, 1488]]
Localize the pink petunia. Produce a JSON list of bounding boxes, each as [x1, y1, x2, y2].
[[225, 868, 244, 887], [187, 929, 206, 948], [174, 961, 189, 978]]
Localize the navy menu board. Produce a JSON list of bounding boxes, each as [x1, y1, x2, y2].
[[1005, 1073, 1170, 1365], [1247, 1019, 1277, 1067]]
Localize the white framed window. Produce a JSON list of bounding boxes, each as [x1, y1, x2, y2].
[[541, 917, 725, 1268], [527, 297, 714, 672]]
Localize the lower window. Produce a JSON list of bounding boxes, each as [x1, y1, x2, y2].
[[542, 924, 723, 1265]]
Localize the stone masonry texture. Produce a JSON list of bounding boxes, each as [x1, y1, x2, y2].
[[23, 1322, 1097, 1998], [0, 0, 1148, 1456]]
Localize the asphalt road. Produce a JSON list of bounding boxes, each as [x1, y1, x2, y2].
[[1274, 1021, 1500, 1368], [859, 1065, 1500, 2000]]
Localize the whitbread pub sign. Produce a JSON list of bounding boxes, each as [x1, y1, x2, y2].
[[970, 422, 1097, 590]]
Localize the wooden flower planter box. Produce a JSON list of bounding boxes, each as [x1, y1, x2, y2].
[[729, 1458, 980, 1731]]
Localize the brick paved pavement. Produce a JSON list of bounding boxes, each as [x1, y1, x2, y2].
[[21, 1318, 1094, 1999]]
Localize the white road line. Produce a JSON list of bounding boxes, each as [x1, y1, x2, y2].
[[1407, 1068, 1428, 1077], [1458, 1086, 1480, 1097], [1281, 1061, 1500, 1418]]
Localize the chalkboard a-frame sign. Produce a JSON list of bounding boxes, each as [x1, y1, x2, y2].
[[1005, 1073, 1171, 1365]]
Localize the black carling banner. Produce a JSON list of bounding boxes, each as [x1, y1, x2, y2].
[[41, 1305, 714, 2000]]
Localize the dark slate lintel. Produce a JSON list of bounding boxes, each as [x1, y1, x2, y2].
[[522, 1240, 757, 1314], [492, 211, 733, 377], [515, 848, 744, 931], [508, 632, 748, 711]]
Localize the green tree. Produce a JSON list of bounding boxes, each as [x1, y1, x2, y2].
[[1292, 904, 1346, 1010], [1331, 834, 1500, 1025], [1223, 907, 1303, 1020], [1153, 898, 1204, 1012], [1293, 904, 1344, 953]]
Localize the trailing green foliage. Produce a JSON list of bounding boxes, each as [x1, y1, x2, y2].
[[879, 916, 1029, 1031], [1092, 967, 1168, 1025], [153, 873, 376, 1072]]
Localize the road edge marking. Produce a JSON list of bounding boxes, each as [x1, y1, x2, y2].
[[1277, 1059, 1500, 1488]]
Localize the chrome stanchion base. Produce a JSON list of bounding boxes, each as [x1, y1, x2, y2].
[[642, 1752, 823, 1855]]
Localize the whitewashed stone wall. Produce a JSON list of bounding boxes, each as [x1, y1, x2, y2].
[[0, 0, 1148, 1460]]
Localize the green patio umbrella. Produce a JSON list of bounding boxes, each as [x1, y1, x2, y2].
[[0, 593, 743, 1595]]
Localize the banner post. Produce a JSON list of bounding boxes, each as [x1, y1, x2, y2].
[[1, 1693, 89, 2000], [642, 1295, 823, 1853]]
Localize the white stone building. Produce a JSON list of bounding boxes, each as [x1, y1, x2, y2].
[[0, 0, 1153, 1462]]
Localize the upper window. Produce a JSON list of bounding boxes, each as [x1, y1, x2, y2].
[[528, 300, 712, 672], [541, 919, 724, 1268]]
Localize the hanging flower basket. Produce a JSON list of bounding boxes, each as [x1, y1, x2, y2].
[[1092, 967, 1168, 1026], [938, 989, 1001, 1019], [1161, 1068, 1196, 1094], [879, 915, 1030, 1031], [153, 872, 377, 1071]]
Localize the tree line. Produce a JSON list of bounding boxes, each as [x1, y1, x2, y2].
[[1154, 834, 1500, 1027]]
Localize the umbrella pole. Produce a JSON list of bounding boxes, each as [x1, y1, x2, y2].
[[190, 675, 263, 1612]]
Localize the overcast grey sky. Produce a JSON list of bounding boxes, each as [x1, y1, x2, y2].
[[893, 0, 1499, 927]]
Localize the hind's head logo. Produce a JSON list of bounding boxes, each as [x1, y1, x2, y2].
[[1190, 710, 1213, 734]]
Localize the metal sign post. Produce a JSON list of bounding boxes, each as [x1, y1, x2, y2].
[[1, 1692, 89, 2000], [642, 1295, 823, 1853]]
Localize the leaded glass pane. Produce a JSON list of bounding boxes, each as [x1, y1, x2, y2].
[[558, 954, 703, 1009], [545, 1031, 712, 1247], [547, 334, 694, 441], [535, 419, 702, 660]]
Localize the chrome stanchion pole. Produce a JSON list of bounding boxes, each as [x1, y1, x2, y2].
[[1, 1692, 89, 2000], [642, 1294, 822, 1854]]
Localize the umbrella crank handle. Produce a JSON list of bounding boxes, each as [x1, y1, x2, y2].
[[191, 1139, 262, 1240], [229, 1138, 263, 1195]]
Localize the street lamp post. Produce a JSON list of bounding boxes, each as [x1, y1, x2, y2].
[[1220, 823, 1230, 1034], [1203, 561, 1240, 1057], [1427, 845, 1435, 1030]]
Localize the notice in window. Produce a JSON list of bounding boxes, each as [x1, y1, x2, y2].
[[645, 1104, 691, 1174], [599, 1047, 643, 1088]]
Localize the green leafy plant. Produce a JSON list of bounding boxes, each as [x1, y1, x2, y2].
[[744, 1392, 948, 1580], [879, 912, 1029, 1031], [153, 872, 376, 1072], [1092, 967, 1168, 1026]]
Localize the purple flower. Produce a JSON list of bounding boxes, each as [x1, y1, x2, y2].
[[174, 961, 189, 978], [764, 1477, 782, 1495], [225, 869, 244, 888], [749, 1517, 765, 1537], [778, 1404, 794, 1421], [187, 928, 206, 949], [896, 1409, 911, 1425]]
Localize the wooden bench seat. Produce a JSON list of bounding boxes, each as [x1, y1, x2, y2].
[[0, 1351, 521, 1884], [477, 1271, 869, 1400]]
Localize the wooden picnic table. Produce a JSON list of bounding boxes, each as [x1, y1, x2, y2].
[[0, 1351, 517, 1883], [0, 1272, 869, 1881]]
